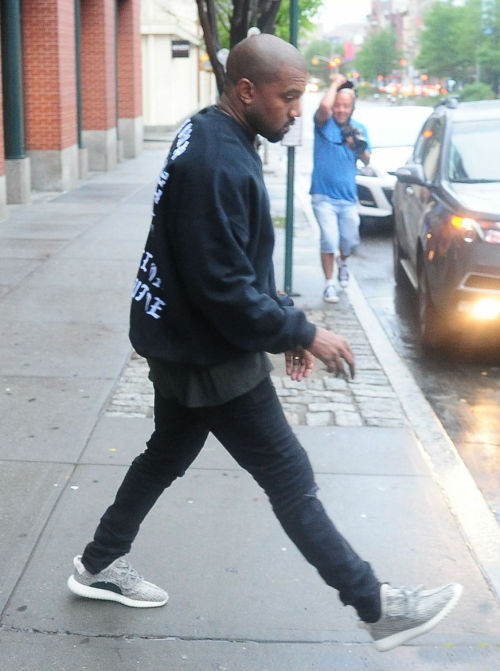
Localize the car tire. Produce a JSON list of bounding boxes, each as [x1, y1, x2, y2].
[[392, 231, 406, 286], [417, 263, 445, 349]]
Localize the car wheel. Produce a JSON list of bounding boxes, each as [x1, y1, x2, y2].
[[417, 263, 445, 349], [392, 231, 406, 286]]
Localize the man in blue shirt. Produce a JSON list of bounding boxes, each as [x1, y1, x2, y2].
[[310, 74, 371, 303]]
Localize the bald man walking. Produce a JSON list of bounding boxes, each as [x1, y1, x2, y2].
[[311, 74, 371, 303], [67, 35, 461, 652]]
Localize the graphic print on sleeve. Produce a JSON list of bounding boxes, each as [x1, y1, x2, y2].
[[131, 118, 193, 321]]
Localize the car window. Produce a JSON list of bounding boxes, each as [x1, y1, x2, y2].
[[447, 118, 500, 182], [419, 118, 444, 182]]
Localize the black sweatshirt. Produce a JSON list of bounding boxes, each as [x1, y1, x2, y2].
[[129, 106, 316, 365]]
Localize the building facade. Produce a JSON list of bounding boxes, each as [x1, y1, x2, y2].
[[0, 0, 142, 218], [141, 0, 216, 131]]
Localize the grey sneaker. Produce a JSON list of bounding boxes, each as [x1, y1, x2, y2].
[[323, 284, 339, 303], [67, 555, 168, 608], [338, 263, 349, 288], [366, 583, 463, 652]]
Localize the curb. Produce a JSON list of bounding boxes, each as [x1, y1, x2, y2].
[[294, 172, 500, 605], [348, 275, 500, 604]]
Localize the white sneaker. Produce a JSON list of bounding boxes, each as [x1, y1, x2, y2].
[[67, 555, 168, 608], [365, 583, 463, 652], [323, 285, 339, 303], [338, 263, 350, 288]]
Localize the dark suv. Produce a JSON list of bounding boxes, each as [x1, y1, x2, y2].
[[393, 99, 500, 348]]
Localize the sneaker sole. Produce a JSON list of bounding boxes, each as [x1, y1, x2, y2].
[[374, 583, 463, 652], [67, 575, 168, 608], [323, 295, 339, 303]]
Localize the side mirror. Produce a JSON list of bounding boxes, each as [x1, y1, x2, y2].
[[395, 163, 428, 187]]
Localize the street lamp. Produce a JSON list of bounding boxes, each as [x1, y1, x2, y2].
[[328, 57, 343, 69], [311, 55, 343, 69]]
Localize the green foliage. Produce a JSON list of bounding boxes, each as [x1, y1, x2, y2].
[[215, 0, 323, 47], [303, 39, 333, 64], [356, 82, 379, 99], [410, 95, 446, 107], [303, 39, 343, 85], [416, 1, 479, 82], [354, 28, 400, 81], [415, 0, 500, 94], [477, 0, 500, 93], [459, 82, 495, 100], [215, 0, 232, 48], [274, 0, 323, 41]]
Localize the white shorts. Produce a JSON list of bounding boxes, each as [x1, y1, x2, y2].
[[311, 194, 360, 256]]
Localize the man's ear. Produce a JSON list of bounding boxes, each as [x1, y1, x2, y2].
[[236, 78, 255, 105]]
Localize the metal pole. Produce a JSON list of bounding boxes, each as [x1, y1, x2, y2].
[[1, 0, 25, 159], [284, 146, 295, 295], [115, 0, 120, 140], [74, 0, 83, 148], [289, 0, 299, 46], [284, 0, 299, 295]]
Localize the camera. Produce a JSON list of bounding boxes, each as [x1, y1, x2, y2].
[[341, 124, 367, 156]]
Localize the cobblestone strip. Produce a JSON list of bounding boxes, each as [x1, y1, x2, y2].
[[106, 306, 408, 427]]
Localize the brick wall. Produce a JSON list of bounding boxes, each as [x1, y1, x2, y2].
[[23, 0, 77, 151], [80, 0, 117, 130], [117, 0, 142, 119]]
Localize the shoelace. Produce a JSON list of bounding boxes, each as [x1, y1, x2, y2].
[[112, 559, 143, 590], [386, 585, 425, 616]]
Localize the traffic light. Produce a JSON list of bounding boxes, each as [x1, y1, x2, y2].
[[328, 57, 342, 69]]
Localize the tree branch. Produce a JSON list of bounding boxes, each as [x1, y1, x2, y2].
[[196, 0, 226, 95], [230, 0, 251, 47], [256, 0, 281, 34]]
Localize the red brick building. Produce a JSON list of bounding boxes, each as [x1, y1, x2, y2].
[[0, 0, 142, 218]]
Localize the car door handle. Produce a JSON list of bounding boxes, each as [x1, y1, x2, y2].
[[405, 186, 414, 195]]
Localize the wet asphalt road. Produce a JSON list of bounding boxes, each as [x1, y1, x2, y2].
[[350, 223, 500, 524]]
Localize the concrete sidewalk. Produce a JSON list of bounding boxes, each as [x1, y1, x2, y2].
[[1, 138, 499, 670]]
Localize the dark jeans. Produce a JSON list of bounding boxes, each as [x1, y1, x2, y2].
[[82, 376, 381, 621]]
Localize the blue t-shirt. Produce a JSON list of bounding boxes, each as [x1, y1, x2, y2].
[[310, 114, 371, 203]]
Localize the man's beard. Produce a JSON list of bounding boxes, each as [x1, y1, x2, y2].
[[267, 121, 294, 144]]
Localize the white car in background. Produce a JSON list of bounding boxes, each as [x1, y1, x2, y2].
[[353, 105, 431, 226]]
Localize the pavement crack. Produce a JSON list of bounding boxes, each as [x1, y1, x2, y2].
[[0, 624, 364, 646]]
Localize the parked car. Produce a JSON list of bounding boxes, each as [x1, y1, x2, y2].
[[392, 98, 500, 348], [353, 105, 431, 226]]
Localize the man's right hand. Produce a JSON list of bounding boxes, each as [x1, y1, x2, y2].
[[329, 73, 347, 88], [307, 326, 355, 379]]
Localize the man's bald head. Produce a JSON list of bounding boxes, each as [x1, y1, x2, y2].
[[217, 33, 307, 143], [225, 33, 306, 89]]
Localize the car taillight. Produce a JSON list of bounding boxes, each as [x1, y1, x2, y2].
[[450, 216, 500, 244]]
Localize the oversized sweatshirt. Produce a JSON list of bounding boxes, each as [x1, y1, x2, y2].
[[129, 106, 316, 366]]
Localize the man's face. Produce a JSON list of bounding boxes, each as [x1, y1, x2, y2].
[[332, 90, 355, 126], [245, 65, 307, 143]]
